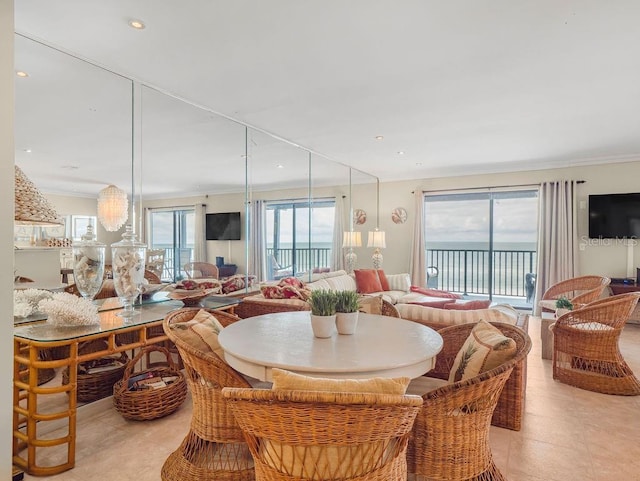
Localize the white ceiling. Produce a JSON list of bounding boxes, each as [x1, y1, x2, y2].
[[13, 1, 640, 198]]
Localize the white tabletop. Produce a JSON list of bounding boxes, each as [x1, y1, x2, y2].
[[218, 311, 443, 382]]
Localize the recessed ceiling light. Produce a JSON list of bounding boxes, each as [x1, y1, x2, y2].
[[415, 162, 423, 166], [276, 164, 284, 169], [128, 19, 146, 29], [397, 151, 405, 155], [375, 135, 384, 141], [24, 149, 32, 153], [16, 71, 29, 78]]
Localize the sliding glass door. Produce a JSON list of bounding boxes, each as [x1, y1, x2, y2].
[[148, 208, 194, 281], [265, 199, 335, 279], [424, 189, 538, 308]]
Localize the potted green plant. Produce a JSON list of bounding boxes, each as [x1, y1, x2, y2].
[[308, 290, 337, 338], [555, 296, 573, 318], [335, 290, 360, 335]]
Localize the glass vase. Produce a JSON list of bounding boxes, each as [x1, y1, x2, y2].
[[111, 225, 146, 319], [72, 224, 105, 300]]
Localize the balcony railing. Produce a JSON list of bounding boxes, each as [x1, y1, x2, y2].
[[267, 247, 332, 275], [426, 248, 537, 299]]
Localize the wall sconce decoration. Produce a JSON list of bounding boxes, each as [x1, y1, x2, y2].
[[342, 231, 362, 273], [97, 184, 128, 232], [367, 178, 386, 268], [14, 165, 63, 225]]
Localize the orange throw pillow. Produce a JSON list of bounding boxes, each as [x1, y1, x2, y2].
[[376, 270, 390, 291], [444, 300, 491, 310], [354, 269, 383, 294]]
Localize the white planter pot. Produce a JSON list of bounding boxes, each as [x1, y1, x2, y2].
[[336, 311, 359, 335], [555, 308, 570, 318], [310, 314, 336, 338]]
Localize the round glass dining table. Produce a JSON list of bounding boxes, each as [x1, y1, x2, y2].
[[218, 311, 443, 382]]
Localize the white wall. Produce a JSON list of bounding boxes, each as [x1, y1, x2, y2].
[[368, 160, 640, 277], [144, 161, 640, 280], [2, 0, 14, 475]]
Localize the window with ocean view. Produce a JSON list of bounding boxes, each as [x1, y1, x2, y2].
[[148, 208, 195, 281], [424, 189, 538, 308], [266, 199, 335, 277]]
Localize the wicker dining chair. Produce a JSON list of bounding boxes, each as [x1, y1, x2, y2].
[[550, 292, 640, 395], [539, 275, 611, 312], [184, 262, 219, 279], [411, 322, 531, 431], [162, 308, 255, 481], [407, 322, 532, 481], [222, 388, 423, 481]]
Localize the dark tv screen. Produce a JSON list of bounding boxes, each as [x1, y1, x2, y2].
[[589, 193, 640, 239], [206, 212, 241, 240]]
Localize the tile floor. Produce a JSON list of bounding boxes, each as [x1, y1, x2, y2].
[[22, 317, 640, 481]]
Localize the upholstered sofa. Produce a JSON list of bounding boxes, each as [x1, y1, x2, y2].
[[234, 270, 447, 319], [233, 269, 501, 319]]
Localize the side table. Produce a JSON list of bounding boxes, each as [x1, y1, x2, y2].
[[539, 313, 555, 360]]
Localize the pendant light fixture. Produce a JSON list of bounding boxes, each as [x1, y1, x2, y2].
[[97, 184, 128, 232]]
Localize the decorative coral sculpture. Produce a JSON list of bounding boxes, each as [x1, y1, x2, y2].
[[39, 292, 100, 326]]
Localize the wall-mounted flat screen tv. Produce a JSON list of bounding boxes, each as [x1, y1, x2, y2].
[[206, 212, 241, 240], [589, 193, 640, 239]]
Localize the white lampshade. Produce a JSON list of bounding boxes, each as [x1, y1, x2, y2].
[[342, 231, 362, 248], [97, 185, 128, 232], [367, 230, 386, 249]]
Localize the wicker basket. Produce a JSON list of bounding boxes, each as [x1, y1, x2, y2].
[[113, 345, 187, 421], [62, 340, 128, 403]]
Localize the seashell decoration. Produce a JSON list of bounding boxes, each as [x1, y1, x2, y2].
[[391, 207, 408, 224], [353, 209, 367, 225]]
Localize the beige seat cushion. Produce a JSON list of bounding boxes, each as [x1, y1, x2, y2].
[[271, 368, 410, 395], [357, 295, 383, 315], [169, 309, 225, 357], [449, 320, 517, 383], [406, 375, 449, 396]]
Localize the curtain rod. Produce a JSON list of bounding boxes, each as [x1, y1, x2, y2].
[[412, 180, 586, 194]]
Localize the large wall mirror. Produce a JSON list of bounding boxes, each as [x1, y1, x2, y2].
[[14, 33, 377, 292]]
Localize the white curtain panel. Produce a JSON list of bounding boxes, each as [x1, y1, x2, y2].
[[534, 180, 578, 315], [194, 203, 207, 262], [410, 189, 426, 287], [331, 195, 346, 271], [249, 199, 266, 280]]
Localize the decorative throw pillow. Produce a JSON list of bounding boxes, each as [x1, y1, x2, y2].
[[271, 368, 410, 395], [444, 300, 492, 310], [169, 309, 225, 357], [448, 320, 517, 383], [410, 285, 463, 299], [279, 276, 305, 289], [357, 295, 383, 315], [376, 269, 390, 291], [409, 300, 450, 309], [354, 269, 383, 294]]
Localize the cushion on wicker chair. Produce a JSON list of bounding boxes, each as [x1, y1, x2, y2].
[[448, 320, 517, 383], [271, 368, 410, 395], [169, 308, 225, 356], [357, 294, 383, 315]]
